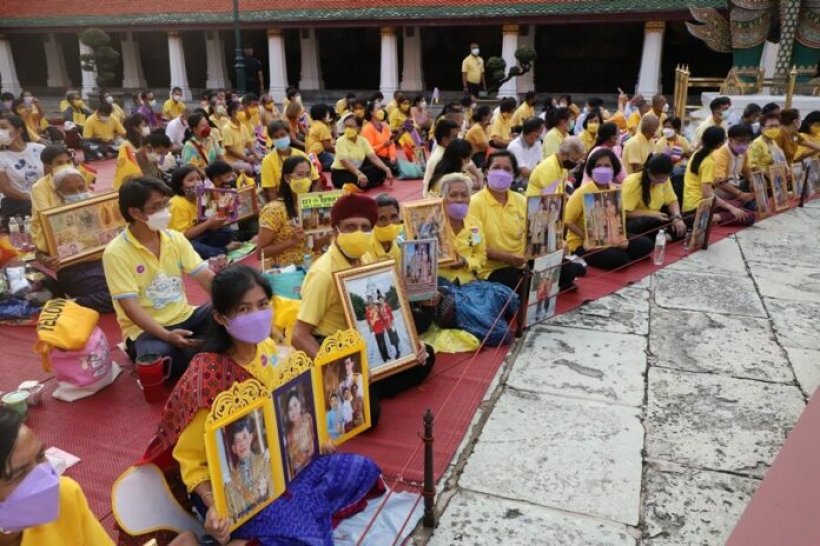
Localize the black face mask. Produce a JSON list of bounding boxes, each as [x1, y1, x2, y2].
[[562, 159, 577, 170]]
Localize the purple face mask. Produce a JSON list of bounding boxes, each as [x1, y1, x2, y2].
[[0, 463, 60, 533], [487, 169, 513, 192], [446, 202, 469, 220], [591, 167, 614, 185], [226, 308, 273, 344], [730, 143, 749, 155]]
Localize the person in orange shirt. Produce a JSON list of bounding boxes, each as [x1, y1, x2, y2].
[[361, 101, 397, 170]]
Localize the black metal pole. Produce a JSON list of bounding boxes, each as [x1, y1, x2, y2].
[[422, 408, 436, 528], [233, 0, 246, 93]]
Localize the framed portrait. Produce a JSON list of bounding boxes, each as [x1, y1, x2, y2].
[[791, 162, 806, 199], [334, 261, 421, 380], [312, 329, 371, 445], [401, 239, 438, 302], [582, 189, 625, 250], [807, 158, 820, 198], [769, 164, 790, 212], [39, 191, 126, 266], [526, 194, 564, 258], [204, 379, 285, 531], [197, 187, 239, 223], [751, 171, 772, 218], [689, 197, 714, 251], [297, 191, 342, 235], [525, 249, 563, 327], [414, 147, 427, 170], [401, 198, 457, 266], [236, 186, 260, 221]]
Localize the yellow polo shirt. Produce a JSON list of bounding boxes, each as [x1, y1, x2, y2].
[[221, 121, 252, 162], [527, 154, 566, 197], [655, 134, 691, 156], [439, 215, 486, 284], [297, 243, 373, 337], [102, 226, 207, 341], [163, 98, 186, 120], [622, 133, 653, 174], [465, 123, 489, 154], [461, 55, 484, 84], [260, 148, 319, 190], [111, 102, 126, 123], [306, 121, 333, 155], [335, 97, 351, 116], [169, 195, 199, 233], [21, 477, 113, 546], [468, 188, 526, 277], [369, 235, 401, 262], [511, 103, 535, 127], [331, 136, 373, 171], [489, 115, 512, 142], [748, 136, 785, 172], [621, 172, 677, 213], [579, 130, 596, 154], [30, 174, 61, 252], [82, 113, 125, 141], [564, 182, 612, 253], [712, 143, 749, 183], [541, 127, 565, 159], [626, 111, 642, 134], [682, 154, 716, 213], [389, 108, 409, 131]]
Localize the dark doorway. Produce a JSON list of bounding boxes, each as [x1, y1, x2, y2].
[[662, 21, 732, 94], [421, 25, 501, 92], [316, 27, 380, 91]]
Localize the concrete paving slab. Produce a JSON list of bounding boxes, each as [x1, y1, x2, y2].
[[512, 325, 647, 406], [765, 298, 820, 350], [666, 237, 747, 275], [646, 367, 805, 477], [748, 261, 820, 304], [429, 490, 636, 546], [459, 389, 644, 525], [546, 285, 649, 335], [654, 269, 766, 318], [753, 209, 820, 234], [649, 307, 793, 383], [784, 346, 820, 398], [736, 229, 820, 265], [642, 466, 759, 546]]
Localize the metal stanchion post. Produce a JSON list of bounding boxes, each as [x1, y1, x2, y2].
[[422, 408, 436, 528]]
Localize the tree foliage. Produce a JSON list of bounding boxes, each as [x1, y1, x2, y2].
[[79, 28, 120, 90], [486, 46, 538, 93]]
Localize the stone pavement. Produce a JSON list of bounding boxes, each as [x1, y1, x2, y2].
[[424, 201, 820, 546]]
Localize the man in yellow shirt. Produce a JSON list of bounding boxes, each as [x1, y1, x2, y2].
[[511, 91, 537, 128], [489, 97, 517, 149], [542, 107, 571, 159], [103, 177, 215, 377], [82, 101, 126, 158], [307, 103, 336, 171], [622, 115, 659, 174], [163, 87, 187, 120], [641, 94, 668, 138], [693, 96, 731, 149], [711, 123, 755, 207], [461, 42, 485, 98], [527, 136, 586, 196], [260, 120, 319, 201]]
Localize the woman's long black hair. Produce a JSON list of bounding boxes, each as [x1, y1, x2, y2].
[[0, 406, 23, 481], [281, 155, 311, 219], [170, 165, 202, 196], [639, 153, 674, 208], [690, 126, 726, 175], [798, 110, 820, 135], [430, 138, 472, 194], [593, 122, 619, 149], [2, 114, 29, 144], [201, 265, 273, 354]]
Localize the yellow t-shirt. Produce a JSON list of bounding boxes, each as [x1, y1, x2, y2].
[[111, 102, 126, 123], [368, 235, 401, 262], [468, 188, 527, 277], [30, 174, 61, 252], [622, 133, 653, 174], [541, 127, 565, 159], [389, 108, 409, 131], [335, 97, 351, 116], [260, 148, 319, 190], [21, 477, 114, 546], [210, 114, 229, 132], [461, 55, 484, 84], [511, 103, 535, 128], [297, 244, 373, 337], [169, 195, 198, 233], [82, 113, 126, 141], [102, 227, 207, 341], [563, 181, 613, 253], [621, 172, 678, 213], [655, 134, 691, 156], [748, 136, 786, 172], [626, 111, 642, 134], [489, 115, 512, 142], [259, 200, 308, 267], [682, 154, 716, 212], [306, 121, 333, 155], [173, 338, 287, 491], [163, 98, 186, 120], [112, 140, 143, 191], [331, 136, 374, 171], [642, 110, 667, 137], [527, 154, 566, 197], [221, 121, 251, 162], [712, 143, 748, 183], [438, 215, 486, 284], [465, 123, 489, 154], [579, 130, 596, 154]]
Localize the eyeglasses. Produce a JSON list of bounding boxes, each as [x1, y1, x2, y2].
[[143, 200, 170, 214]]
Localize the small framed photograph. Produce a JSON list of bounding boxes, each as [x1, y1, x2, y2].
[[401, 198, 457, 266], [334, 261, 421, 380], [689, 197, 714, 251], [526, 194, 564, 258], [236, 186, 260, 221], [791, 162, 805, 199], [807, 158, 820, 197], [414, 147, 427, 170], [526, 249, 563, 327], [40, 191, 126, 266], [401, 239, 438, 302], [582, 189, 625, 250], [197, 187, 239, 223], [297, 191, 342, 235], [751, 171, 772, 218], [769, 164, 790, 212], [205, 379, 285, 531], [312, 329, 371, 445], [271, 352, 320, 486]]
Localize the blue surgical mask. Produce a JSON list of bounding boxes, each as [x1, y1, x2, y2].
[[273, 136, 291, 151], [62, 192, 89, 203]]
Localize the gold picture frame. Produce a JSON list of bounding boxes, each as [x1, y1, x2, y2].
[[334, 261, 421, 380], [312, 329, 372, 446], [689, 196, 714, 251], [204, 379, 285, 532], [805, 158, 820, 198], [769, 164, 790, 212], [297, 190, 342, 235], [582, 188, 626, 250], [39, 191, 125, 266], [526, 194, 564, 258], [791, 162, 805, 199], [751, 171, 772, 218], [401, 198, 457, 265], [236, 186, 260, 221]]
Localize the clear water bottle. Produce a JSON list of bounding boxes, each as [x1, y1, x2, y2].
[[302, 253, 312, 271], [7, 216, 20, 248], [653, 228, 667, 266], [22, 216, 32, 250]]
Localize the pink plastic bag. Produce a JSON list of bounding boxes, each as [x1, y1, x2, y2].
[[49, 327, 121, 401]]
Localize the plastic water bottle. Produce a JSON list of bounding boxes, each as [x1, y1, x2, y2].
[[7, 216, 20, 248], [653, 228, 666, 266], [22, 216, 32, 250], [302, 253, 312, 271]]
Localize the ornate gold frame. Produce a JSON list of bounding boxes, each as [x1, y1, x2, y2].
[[401, 198, 457, 266]]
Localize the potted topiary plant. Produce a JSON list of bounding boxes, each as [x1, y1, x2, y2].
[[486, 46, 538, 94], [79, 28, 121, 103]]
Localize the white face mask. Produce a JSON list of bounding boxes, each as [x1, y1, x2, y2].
[[23, 96, 33, 106], [662, 128, 676, 139], [172, 94, 182, 102], [752, 121, 761, 133], [140, 125, 151, 137], [558, 101, 568, 108], [105, 96, 114, 104], [148, 99, 157, 107], [662, 103, 669, 113], [146, 151, 162, 163], [144, 208, 171, 231], [0, 129, 13, 146], [62, 192, 89, 203], [99, 116, 110, 123], [420, 101, 427, 108], [471, 48, 480, 56]]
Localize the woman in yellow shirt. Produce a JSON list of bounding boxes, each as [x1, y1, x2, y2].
[[222, 101, 259, 166], [465, 106, 491, 169], [578, 109, 602, 153], [622, 154, 686, 240], [388, 96, 411, 133], [15, 91, 47, 142], [330, 114, 393, 190], [794, 111, 820, 163], [564, 148, 653, 270], [440, 173, 486, 284], [369, 193, 403, 261], [306, 103, 336, 171], [142, 265, 383, 545], [169, 165, 239, 259], [655, 116, 692, 168], [748, 112, 787, 172]]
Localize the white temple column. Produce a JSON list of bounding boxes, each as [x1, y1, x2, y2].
[[636, 21, 665, 97], [167, 31, 191, 100], [516, 25, 535, 95], [760, 40, 779, 93], [78, 37, 96, 98], [498, 24, 519, 97], [267, 29, 288, 101], [205, 31, 229, 90], [298, 28, 323, 90], [44, 33, 71, 89], [379, 27, 400, 96], [0, 36, 21, 96], [121, 32, 147, 89], [400, 27, 424, 92]]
